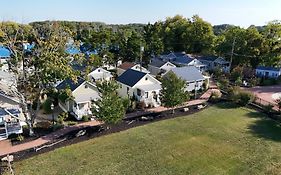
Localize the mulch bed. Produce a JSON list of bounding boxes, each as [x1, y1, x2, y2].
[[2, 103, 210, 162]]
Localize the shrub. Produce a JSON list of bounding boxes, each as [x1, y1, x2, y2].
[[8, 134, 24, 142], [260, 78, 277, 86], [66, 121, 78, 126], [209, 91, 222, 103], [237, 91, 254, 106], [57, 112, 68, 124], [122, 97, 130, 111], [136, 101, 146, 110], [228, 87, 254, 106], [248, 77, 260, 87], [42, 98, 53, 114], [82, 115, 90, 122], [17, 135, 24, 142], [52, 123, 64, 131], [234, 76, 243, 86], [231, 66, 243, 81], [217, 77, 229, 90]]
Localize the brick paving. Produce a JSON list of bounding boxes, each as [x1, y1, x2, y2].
[[0, 120, 101, 156]]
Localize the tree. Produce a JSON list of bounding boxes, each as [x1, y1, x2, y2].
[[92, 80, 125, 124], [261, 21, 281, 66], [186, 15, 215, 54], [3, 23, 78, 135], [160, 72, 189, 113], [125, 31, 144, 62]]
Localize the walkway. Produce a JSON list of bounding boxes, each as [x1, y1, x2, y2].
[[1, 80, 218, 157], [0, 120, 101, 157], [147, 87, 218, 113]]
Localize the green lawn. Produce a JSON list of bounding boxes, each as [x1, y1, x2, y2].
[[11, 103, 281, 175]]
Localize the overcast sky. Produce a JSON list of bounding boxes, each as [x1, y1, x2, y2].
[[1, 0, 280, 27]]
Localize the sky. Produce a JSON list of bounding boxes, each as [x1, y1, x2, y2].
[[0, 0, 280, 27]]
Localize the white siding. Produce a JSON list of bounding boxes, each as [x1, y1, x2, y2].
[[256, 69, 281, 78], [185, 80, 204, 92]]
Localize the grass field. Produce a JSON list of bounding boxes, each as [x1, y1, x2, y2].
[[11, 103, 281, 175]]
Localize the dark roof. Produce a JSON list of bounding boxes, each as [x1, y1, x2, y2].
[[56, 77, 85, 91], [149, 59, 166, 68], [0, 108, 20, 116], [196, 56, 218, 62], [173, 52, 186, 57], [256, 66, 281, 72], [71, 62, 87, 72], [118, 62, 136, 70], [0, 46, 11, 58], [117, 69, 146, 87]]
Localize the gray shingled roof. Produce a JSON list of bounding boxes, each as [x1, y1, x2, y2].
[[117, 69, 146, 87], [196, 56, 218, 62], [149, 59, 166, 68], [170, 66, 205, 82]]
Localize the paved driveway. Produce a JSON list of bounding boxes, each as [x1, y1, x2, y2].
[[245, 85, 281, 110]]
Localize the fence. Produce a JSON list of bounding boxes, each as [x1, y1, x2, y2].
[[252, 96, 278, 112]]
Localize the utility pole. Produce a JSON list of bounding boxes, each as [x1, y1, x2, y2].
[[229, 37, 236, 71]]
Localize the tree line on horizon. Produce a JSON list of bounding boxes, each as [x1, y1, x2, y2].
[[1, 14, 281, 69]]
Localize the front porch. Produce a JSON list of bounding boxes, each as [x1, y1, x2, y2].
[[0, 108, 24, 140], [72, 101, 93, 120], [59, 100, 93, 120], [135, 85, 161, 107]]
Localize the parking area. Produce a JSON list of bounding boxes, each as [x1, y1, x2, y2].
[[245, 85, 281, 109]]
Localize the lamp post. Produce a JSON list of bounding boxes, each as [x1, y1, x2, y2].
[[51, 103, 55, 127], [194, 81, 198, 99]]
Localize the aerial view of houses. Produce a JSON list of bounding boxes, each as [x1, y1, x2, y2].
[[0, 0, 281, 175]]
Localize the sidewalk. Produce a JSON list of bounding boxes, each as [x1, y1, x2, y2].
[[1, 80, 218, 157], [0, 120, 101, 157], [148, 87, 219, 113]]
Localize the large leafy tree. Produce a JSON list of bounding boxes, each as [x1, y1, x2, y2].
[[2, 22, 78, 135], [186, 15, 215, 54], [261, 21, 281, 66], [92, 80, 125, 124], [143, 22, 164, 62], [161, 72, 189, 113], [125, 31, 144, 62]]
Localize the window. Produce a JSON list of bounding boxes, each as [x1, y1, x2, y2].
[[137, 89, 141, 96], [145, 77, 148, 80], [127, 87, 129, 93], [145, 92, 148, 98]]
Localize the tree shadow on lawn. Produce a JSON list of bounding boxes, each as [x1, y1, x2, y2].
[[246, 112, 281, 142], [215, 102, 240, 109]]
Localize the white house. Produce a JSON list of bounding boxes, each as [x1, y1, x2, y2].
[[256, 66, 281, 79], [165, 66, 207, 92], [117, 69, 162, 107], [88, 67, 113, 83], [56, 78, 100, 120], [158, 52, 207, 72], [148, 59, 176, 76], [117, 62, 150, 76], [0, 83, 26, 140], [197, 56, 230, 73]]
